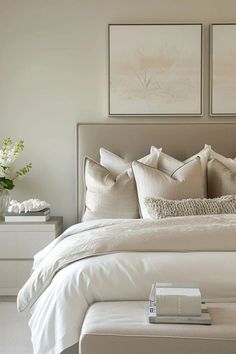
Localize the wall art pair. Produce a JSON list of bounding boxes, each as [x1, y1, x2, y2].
[[108, 24, 236, 117]]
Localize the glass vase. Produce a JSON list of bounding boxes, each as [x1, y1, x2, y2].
[[0, 189, 10, 220]]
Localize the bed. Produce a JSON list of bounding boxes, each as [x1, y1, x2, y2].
[[17, 123, 236, 354]]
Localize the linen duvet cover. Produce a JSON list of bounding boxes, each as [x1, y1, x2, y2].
[[17, 215, 236, 354]]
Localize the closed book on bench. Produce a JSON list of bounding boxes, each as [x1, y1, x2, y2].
[[148, 303, 211, 325], [156, 287, 201, 316]]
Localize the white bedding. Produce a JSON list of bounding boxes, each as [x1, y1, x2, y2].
[[17, 215, 236, 354]]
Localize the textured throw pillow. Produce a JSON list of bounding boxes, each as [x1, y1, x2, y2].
[[207, 159, 236, 198], [132, 158, 204, 218], [144, 195, 236, 219], [82, 148, 161, 221], [151, 145, 210, 196]]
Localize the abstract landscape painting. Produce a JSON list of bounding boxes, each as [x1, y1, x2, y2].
[[109, 24, 202, 116], [211, 24, 236, 116]]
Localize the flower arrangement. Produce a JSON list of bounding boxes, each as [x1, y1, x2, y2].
[[0, 138, 32, 190]]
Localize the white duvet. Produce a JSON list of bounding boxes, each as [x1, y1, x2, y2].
[[17, 215, 236, 354]]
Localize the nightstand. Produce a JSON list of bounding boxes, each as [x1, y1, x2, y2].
[[0, 216, 63, 296]]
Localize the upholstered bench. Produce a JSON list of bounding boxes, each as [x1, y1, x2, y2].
[[79, 301, 236, 354]]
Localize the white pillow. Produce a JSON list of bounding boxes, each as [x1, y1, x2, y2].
[[132, 158, 204, 218], [151, 145, 210, 196], [82, 148, 161, 221], [206, 146, 236, 198], [207, 159, 236, 198], [207, 145, 236, 173], [100, 147, 161, 177]]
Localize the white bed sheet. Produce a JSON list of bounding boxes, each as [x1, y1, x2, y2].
[[16, 216, 236, 354], [29, 250, 236, 354]]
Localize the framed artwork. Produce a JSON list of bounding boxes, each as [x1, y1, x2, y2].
[[108, 24, 203, 116], [210, 24, 236, 116]]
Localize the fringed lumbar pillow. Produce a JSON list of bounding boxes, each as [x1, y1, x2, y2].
[[144, 195, 236, 219]]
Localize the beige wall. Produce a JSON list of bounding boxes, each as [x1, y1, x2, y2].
[[0, 0, 235, 228]]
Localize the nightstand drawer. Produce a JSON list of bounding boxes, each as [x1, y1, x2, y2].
[[0, 260, 32, 295], [0, 216, 63, 295], [0, 231, 55, 258]]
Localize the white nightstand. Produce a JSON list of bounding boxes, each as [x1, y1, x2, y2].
[[0, 216, 63, 296]]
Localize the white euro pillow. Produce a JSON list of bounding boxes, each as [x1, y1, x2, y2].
[[151, 145, 210, 196], [82, 148, 161, 221], [100, 147, 161, 177], [206, 146, 236, 198], [207, 145, 236, 173], [132, 158, 204, 218], [207, 159, 236, 198]]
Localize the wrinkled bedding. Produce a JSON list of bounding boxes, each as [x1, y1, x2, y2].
[[17, 215, 236, 354]]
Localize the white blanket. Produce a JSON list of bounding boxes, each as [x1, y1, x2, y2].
[[17, 215, 236, 354]]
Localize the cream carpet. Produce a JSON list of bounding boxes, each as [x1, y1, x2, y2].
[[0, 300, 33, 354]]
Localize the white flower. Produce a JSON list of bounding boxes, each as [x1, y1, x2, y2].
[[0, 147, 16, 167], [0, 166, 6, 178], [0, 138, 32, 190]]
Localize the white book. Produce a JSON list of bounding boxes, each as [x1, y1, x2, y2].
[[148, 304, 211, 325], [149, 284, 211, 324], [5, 214, 50, 222], [156, 287, 201, 316]]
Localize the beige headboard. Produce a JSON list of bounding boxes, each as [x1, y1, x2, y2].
[[77, 123, 236, 221]]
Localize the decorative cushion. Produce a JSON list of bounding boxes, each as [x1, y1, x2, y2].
[[100, 147, 161, 177], [151, 145, 210, 196], [100, 148, 131, 177], [207, 159, 236, 198], [205, 146, 236, 198], [207, 145, 236, 173], [132, 158, 204, 218], [144, 195, 236, 219], [82, 149, 161, 221]]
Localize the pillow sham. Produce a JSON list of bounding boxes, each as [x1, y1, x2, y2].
[[151, 145, 210, 196], [207, 145, 236, 172], [100, 147, 161, 177], [100, 148, 131, 177], [132, 158, 204, 218], [144, 195, 236, 219], [207, 159, 236, 198], [206, 146, 236, 198], [82, 149, 161, 221]]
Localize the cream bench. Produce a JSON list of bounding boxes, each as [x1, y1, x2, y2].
[[78, 301, 236, 354]]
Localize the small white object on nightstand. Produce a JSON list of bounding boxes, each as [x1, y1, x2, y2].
[[0, 216, 63, 296]]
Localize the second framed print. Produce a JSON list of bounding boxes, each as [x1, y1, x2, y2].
[[210, 24, 236, 116], [108, 24, 203, 116]]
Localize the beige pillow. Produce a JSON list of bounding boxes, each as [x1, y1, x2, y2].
[[82, 149, 161, 221], [145, 195, 236, 219], [151, 145, 210, 196], [207, 159, 236, 198], [132, 158, 204, 218], [206, 146, 236, 198]]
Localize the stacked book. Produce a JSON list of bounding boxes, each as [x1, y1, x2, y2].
[[5, 208, 50, 222], [148, 283, 211, 325]]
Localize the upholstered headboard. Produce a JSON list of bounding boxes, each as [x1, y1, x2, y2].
[[76, 123, 236, 221]]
